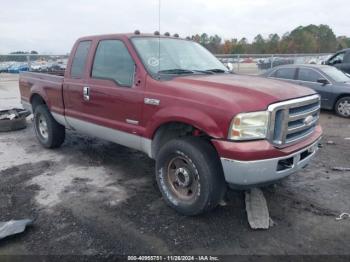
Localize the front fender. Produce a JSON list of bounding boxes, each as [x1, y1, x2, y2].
[[144, 106, 226, 139]]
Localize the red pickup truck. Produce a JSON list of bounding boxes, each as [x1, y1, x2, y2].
[[19, 33, 322, 215]]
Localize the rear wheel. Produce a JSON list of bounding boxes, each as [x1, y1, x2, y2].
[[155, 137, 226, 216], [335, 96, 350, 118], [33, 105, 65, 148]]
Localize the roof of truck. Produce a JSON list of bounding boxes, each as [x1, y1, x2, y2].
[[77, 32, 188, 42]]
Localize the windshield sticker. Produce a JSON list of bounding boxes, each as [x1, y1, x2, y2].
[[147, 57, 159, 67]]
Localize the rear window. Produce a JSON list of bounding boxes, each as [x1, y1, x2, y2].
[[273, 68, 296, 80], [71, 41, 91, 78]]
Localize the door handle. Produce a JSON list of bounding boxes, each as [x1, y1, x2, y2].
[[83, 86, 90, 101]]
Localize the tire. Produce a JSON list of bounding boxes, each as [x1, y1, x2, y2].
[[0, 118, 27, 132], [335, 96, 350, 118], [33, 104, 65, 148], [155, 137, 226, 216]]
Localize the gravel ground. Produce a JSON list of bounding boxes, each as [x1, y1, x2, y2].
[[0, 73, 350, 258]]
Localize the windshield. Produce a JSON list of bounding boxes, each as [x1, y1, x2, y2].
[[131, 37, 228, 76], [322, 67, 350, 82]]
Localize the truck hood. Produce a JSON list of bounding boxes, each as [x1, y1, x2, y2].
[[169, 73, 316, 111]]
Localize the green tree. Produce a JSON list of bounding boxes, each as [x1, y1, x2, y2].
[[191, 34, 201, 43], [232, 38, 248, 53], [337, 36, 350, 50], [207, 34, 222, 53], [266, 34, 280, 53], [187, 24, 348, 54], [317, 25, 337, 52], [199, 33, 209, 46], [252, 34, 265, 53]]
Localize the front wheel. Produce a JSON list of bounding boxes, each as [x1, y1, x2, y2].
[[33, 105, 65, 148], [155, 137, 226, 216], [335, 96, 350, 118]]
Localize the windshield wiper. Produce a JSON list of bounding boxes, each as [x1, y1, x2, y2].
[[205, 68, 228, 73], [157, 68, 227, 75], [157, 69, 195, 75], [191, 70, 215, 74]]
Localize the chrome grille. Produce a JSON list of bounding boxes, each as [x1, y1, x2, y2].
[[268, 94, 320, 147]]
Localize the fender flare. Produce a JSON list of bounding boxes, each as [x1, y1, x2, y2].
[[29, 89, 50, 109]]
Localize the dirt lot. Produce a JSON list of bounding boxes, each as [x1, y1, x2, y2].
[[0, 73, 350, 257]]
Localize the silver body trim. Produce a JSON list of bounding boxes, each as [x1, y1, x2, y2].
[[221, 138, 320, 186], [51, 112, 70, 128], [66, 116, 141, 150], [52, 114, 153, 158], [141, 138, 153, 158]]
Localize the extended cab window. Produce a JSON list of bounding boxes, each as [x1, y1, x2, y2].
[[92, 40, 135, 87], [298, 68, 322, 83], [272, 68, 296, 80], [71, 41, 91, 78]]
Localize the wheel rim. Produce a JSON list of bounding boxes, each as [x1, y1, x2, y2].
[[167, 156, 199, 201], [338, 100, 350, 116], [37, 113, 49, 140]]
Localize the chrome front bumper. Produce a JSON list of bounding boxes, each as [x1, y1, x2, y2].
[[220, 139, 320, 186]]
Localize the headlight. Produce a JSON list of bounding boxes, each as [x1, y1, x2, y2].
[[228, 111, 270, 140]]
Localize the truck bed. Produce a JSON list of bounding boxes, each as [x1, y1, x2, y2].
[[19, 71, 65, 115]]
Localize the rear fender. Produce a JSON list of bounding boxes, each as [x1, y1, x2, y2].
[[30, 89, 50, 109]]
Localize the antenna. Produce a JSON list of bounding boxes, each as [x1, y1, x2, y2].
[[157, 0, 161, 79]]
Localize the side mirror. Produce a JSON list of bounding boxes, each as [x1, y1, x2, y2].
[[317, 78, 329, 85], [226, 62, 234, 72]]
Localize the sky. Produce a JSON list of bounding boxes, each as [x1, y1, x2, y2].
[[0, 0, 348, 54]]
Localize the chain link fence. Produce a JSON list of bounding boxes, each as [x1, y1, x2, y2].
[[0, 53, 333, 76], [215, 53, 332, 75]]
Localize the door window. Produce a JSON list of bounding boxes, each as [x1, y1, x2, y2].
[[343, 52, 350, 63], [272, 68, 296, 80], [328, 52, 345, 65], [92, 40, 135, 87], [298, 68, 322, 83], [71, 41, 91, 78]]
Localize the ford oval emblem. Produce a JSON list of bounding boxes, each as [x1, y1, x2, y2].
[[303, 115, 314, 126]]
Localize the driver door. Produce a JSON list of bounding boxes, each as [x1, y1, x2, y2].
[[68, 38, 145, 150]]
